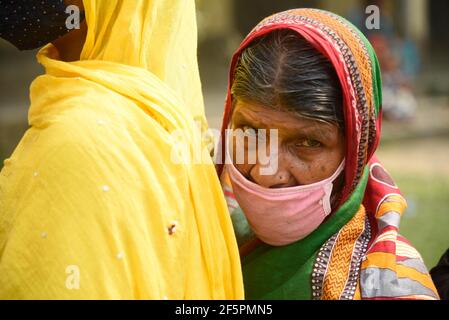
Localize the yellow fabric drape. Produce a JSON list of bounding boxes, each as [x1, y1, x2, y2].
[[0, 0, 243, 299]]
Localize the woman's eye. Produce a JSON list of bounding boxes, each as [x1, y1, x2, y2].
[[296, 139, 322, 148]]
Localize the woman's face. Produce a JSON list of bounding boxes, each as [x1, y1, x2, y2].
[[230, 100, 345, 189]]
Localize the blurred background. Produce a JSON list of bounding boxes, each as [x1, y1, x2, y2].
[[1, 0, 448, 269]]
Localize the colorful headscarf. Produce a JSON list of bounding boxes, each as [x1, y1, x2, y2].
[[218, 9, 439, 300]]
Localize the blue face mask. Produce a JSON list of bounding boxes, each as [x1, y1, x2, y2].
[[0, 0, 84, 50]]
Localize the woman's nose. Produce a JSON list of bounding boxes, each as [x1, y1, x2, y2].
[[249, 161, 296, 188]]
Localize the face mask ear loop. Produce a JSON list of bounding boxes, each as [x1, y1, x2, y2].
[[323, 183, 334, 216], [322, 160, 345, 216]]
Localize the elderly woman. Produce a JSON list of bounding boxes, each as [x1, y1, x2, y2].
[[217, 9, 439, 300]]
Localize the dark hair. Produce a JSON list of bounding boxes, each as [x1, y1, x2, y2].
[[231, 29, 344, 128]]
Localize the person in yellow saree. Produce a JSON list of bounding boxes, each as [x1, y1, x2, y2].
[[0, 0, 243, 299]]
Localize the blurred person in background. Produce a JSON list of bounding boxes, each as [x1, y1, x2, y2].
[[216, 9, 439, 300], [349, 0, 420, 121], [369, 34, 419, 122], [0, 0, 243, 299]]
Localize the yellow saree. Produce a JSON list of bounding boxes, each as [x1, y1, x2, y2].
[[0, 0, 243, 299]]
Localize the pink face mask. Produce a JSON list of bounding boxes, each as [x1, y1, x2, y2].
[[226, 151, 345, 246]]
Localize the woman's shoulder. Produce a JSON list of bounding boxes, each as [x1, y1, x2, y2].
[[359, 225, 440, 300]]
